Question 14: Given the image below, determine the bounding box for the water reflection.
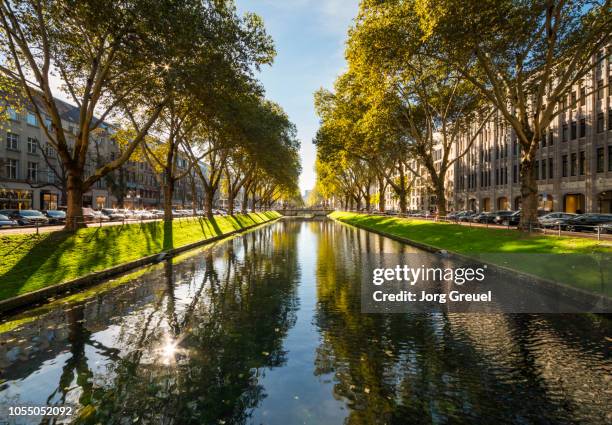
[0,219,609,425]
[0,222,301,424]
[312,220,611,424]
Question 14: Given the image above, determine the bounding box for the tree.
[345,0,496,216]
[0,0,203,229]
[416,0,611,225]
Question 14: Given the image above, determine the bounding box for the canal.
[0,218,610,424]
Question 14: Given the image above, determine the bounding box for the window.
[597,113,604,133]
[562,123,568,141]
[513,164,518,183]
[541,159,546,180]
[548,158,554,178]
[579,151,585,175]
[571,153,576,176]
[44,143,55,157]
[609,108,612,131]
[27,137,37,154]
[609,146,612,172]
[26,112,37,126]
[579,87,586,106]
[598,80,604,99]
[547,131,553,146]
[44,117,52,130]
[535,161,539,181]
[7,107,18,121]
[6,159,18,179]
[47,169,55,184]
[571,121,577,139]
[7,133,21,152]
[571,91,577,107]
[579,118,586,137]
[597,147,604,173]
[27,162,37,181]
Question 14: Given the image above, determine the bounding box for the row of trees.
[314,0,610,226]
[0,0,300,229]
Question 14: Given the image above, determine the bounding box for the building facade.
[453,50,612,214]
[0,95,204,211]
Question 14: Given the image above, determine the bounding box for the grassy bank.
[0,212,280,301]
[330,211,611,294]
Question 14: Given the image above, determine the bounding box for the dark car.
[558,213,612,232]
[471,211,497,223]
[43,210,66,224]
[0,209,50,226]
[0,213,17,227]
[457,211,476,222]
[538,212,577,228]
[492,210,517,225]
[494,210,521,226]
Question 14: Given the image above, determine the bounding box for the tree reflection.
[313,221,611,424]
[70,224,300,424]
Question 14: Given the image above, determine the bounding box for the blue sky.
[236,0,359,194]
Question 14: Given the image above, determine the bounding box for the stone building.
[0,94,204,210]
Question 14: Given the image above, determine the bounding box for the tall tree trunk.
[65,171,85,231]
[190,175,197,215]
[398,190,407,214]
[434,179,447,217]
[241,188,249,214]
[519,155,538,230]
[204,189,214,219]
[378,176,386,212]
[163,182,174,222]
[228,194,235,215]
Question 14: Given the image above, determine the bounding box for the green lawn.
[0,212,280,301]
[330,211,611,294]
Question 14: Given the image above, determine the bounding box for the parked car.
[134,210,156,220]
[456,211,476,222]
[558,213,612,232]
[538,212,577,228]
[493,210,517,225]
[602,222,612,234]
[0,209,49,226]
[43,210,66,224]
[385,210,399,216]
[470,211,496,224]
[0,213,17,227]
[496,210,521,226]
[101,208,126,221]
[85,209,111,222]
[119,209,137,219]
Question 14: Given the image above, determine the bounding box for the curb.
[331,215,611,310]
[0,216,280,317]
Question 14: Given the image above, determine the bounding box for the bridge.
[278,208,335,217]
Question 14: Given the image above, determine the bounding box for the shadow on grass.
[0,232,73,299]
